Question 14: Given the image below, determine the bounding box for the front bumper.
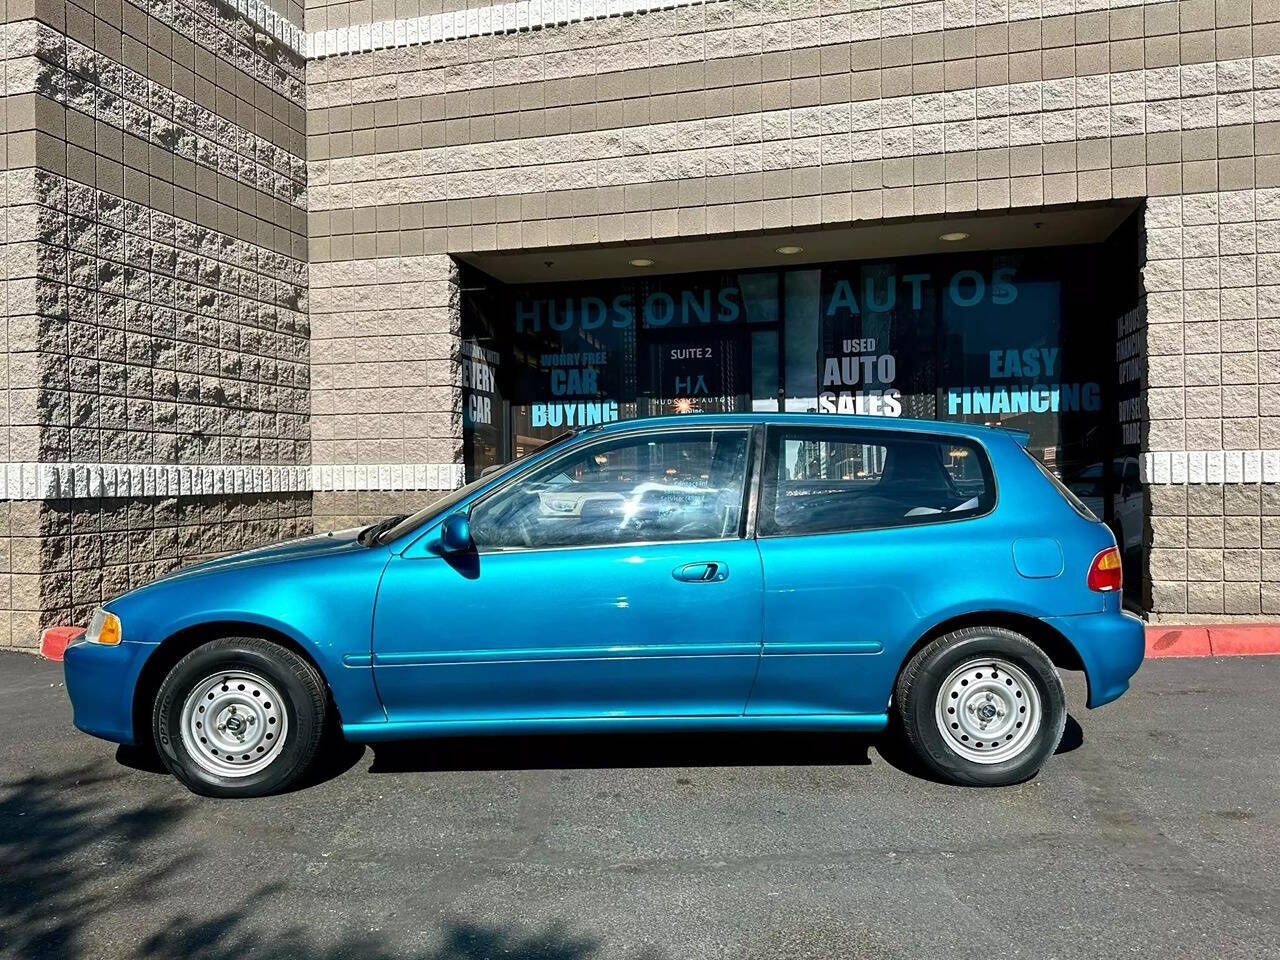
[1045,610,1146,708]
[62,639,153,745]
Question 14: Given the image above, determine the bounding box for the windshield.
[374,432,578,544]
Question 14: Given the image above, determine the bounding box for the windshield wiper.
[357,514,408,546]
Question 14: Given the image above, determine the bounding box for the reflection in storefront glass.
[783,270,820,411]
[943,271,1065,465]
[750,329,779,411]
[739,272,779,324]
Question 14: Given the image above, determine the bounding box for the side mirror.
[438,512,473,554]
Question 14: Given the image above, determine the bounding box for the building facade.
[2,0,1279,649]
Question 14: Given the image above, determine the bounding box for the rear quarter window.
[760,426,995,537]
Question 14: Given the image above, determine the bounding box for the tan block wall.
[1143,187,1280,617]
[309,251,461,468]
[312,488,445,531]
[1,0,313,644]
[305,0,1280,259]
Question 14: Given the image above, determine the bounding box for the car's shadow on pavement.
[368,729,875,774]
[113,715,1083,789]
[1059,714,1085,754]
[113,743,167,774]
[368,721,1080,783]
[367,715,1083,784]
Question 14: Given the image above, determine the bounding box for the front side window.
[376,432,577,544]
[470,429,752,550]
[760,427,994,537]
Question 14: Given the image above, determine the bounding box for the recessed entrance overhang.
[459,201,1142,285]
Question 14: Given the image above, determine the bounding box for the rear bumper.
[1045,610,1146,708]
[62,639,152,745]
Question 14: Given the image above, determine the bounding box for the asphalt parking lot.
[2,651,1278,960]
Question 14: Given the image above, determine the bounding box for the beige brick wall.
[312,488,445,530]
[1143,187,1280,616]
[309,251,461,472]
[305,0,1280,260]
[1,0,313,644]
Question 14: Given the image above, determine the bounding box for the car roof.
[586,413,1027,445]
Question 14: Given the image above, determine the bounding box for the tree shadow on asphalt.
[137,918,600,960]
[0,760,609,960]
[0,763,193,958]
[136,916,599,960]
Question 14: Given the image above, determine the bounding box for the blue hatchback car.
[64,414,1144,797]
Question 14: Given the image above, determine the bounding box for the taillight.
[1087,547,1123,592]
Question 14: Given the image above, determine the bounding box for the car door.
[372,425,765,724]
[745,423,1000,717]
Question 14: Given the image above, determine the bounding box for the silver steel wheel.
[934,657,1042,764]
[179,671,289,778]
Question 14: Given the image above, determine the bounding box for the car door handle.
[673,562,728,583]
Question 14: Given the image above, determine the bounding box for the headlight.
[85,608,122,646]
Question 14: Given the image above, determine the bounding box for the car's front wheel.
[152,637,328,798]
[894,626,1067,786]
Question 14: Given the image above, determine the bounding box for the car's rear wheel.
[894,626,1066,786]
[152,637,328,798]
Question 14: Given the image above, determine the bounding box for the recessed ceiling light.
[775,244,804,255]
[939,231,970,242]
[628,258,655,267]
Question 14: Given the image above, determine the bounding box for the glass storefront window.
[461,242,1119,486]
[459,211,1144,603]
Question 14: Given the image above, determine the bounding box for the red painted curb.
[1207,626,1280,657]
[1145,624,1280,659]
[40,626,84,662]
[1145,626,1211,658]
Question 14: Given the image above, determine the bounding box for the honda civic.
[62,414,1145,797]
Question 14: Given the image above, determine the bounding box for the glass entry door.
[638,327,752,418]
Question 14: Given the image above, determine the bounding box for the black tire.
[152,637,328,798]
[894,626,1066,787]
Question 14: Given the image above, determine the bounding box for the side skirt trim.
[342,713,889,742]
